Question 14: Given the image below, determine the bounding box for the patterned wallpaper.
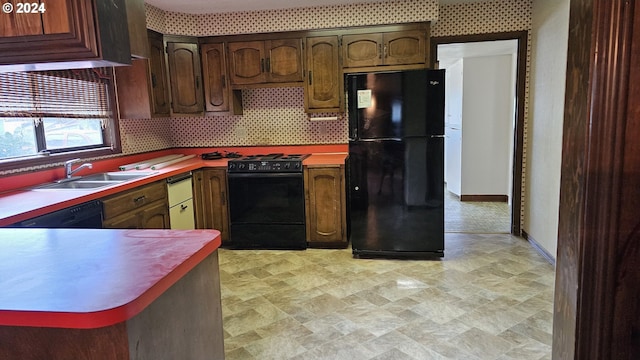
[127,0,532,153]
[1,0,534,176]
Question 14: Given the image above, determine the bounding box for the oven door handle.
[227,172,303,179]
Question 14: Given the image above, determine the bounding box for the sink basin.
[33,180,123,190]
[81,172,156,182]
[31,172,157,190]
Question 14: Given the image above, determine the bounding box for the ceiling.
[145,0,486,14]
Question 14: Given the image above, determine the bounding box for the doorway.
[432,31,528,235]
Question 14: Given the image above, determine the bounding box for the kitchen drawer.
[102,181,167,220]
[170,199,195,230]
[167,176,193,207]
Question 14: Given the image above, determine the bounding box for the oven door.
[227,172,306,249]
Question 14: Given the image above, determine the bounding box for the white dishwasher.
[166,172,195,230]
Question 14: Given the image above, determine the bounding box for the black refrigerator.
[347,69,445,258]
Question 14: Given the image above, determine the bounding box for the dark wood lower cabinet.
[102,181,170,229]
[304,166,347,248]
[193,169,230,244]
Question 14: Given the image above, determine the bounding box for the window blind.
[0,68,112,119]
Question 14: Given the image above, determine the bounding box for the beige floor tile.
[218,232,555,359]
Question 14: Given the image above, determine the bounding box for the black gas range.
[226,153,310,249]
[227,153,310,173]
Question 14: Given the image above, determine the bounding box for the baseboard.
[522,230,556,266]
[460,194,508,202]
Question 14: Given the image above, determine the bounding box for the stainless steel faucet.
[64,158,93,179]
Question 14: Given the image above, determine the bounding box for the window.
[0,68,121,169]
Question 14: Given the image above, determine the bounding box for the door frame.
[430,31,528,236]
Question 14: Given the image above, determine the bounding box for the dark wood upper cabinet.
[125,0,149,58]
[343,30,427,69]
[228,38,303,86]
[166,41,204,115]
[305,36,341,112]
[201,43,243,115]
[201,43,230,112]
[148,31,171,116]
[114,30,170,119]
[228,41,267,85]
[266,39,304,83]
[0,0,132,72]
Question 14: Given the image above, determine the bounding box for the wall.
[524,0,570,258]
[121,0,533,154]
[120,0,441,154]
[444,58,463,194]
[454,54,514,197]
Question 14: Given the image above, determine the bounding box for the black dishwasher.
[11,200,104,228]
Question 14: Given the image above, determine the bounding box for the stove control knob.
[294,163,300,169]
[239,163,246,169]
[229,163,236,170]
[284,163,290,169]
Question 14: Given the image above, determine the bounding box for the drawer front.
[169,199,195,230]
[167,177,193,207]
[102,181,167,220]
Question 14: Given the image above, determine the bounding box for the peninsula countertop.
[0,228,221,329]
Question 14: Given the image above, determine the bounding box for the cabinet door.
[266,39,303,83]
[342,33,383,68]
[0,0,130,71]
[140,201,170,229]
[167,42,204,115]
[228,41,267,85]
[193,169,230,243]
[102,212,141,229]
[201,43,230,112]
[305,167,346,245]
[115,58,153,119]
[383,30,426,66]
[148,31,171,116]
[305,36,341,112]
[170,199,196,229]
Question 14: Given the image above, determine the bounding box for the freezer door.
[348,139,444,256]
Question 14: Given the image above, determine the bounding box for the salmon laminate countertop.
[0,150,348,227]
[0,228,221,329]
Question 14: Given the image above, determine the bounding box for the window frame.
[0,69,122,172]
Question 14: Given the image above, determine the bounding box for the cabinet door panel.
[305,36,340,111]
[167,42,204,114]
[201,43,229,112]
[103,213,141,229]
[42,0,73,34]
[305,167,346,244]
[383,31,425,66]
[148,33,170,116]
[266,39,303,83]
[193,169,230,243]
[342,34,383,68]
[0,1,42,36]
[228,41,266,85]
[140,201,170,229]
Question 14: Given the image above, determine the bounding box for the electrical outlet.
[319,123,327,135]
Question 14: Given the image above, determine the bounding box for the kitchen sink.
[32,180,123,190]
[80,172,156,182]
[31,172,157,190]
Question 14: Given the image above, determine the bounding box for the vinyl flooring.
[218,233,555,359]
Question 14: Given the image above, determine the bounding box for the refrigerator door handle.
[430,135,446,138]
